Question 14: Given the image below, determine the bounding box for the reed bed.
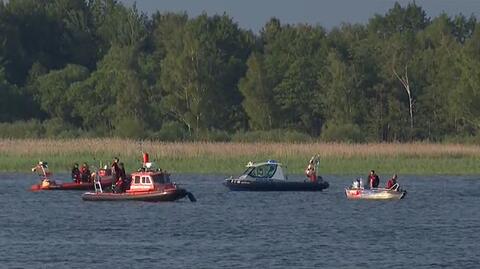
[2,138,480,157]
[1,139,480,175]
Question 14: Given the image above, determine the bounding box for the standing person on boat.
[71,163,81,183]
[111,157,121,189]
[114,162,128,193]
[32,161,52,187]
[368,170,380,189]
[80,163,91,182]
[111,157,120,179]
[305,155,321,183]
[305,157,317,183]
[386,174,398,190]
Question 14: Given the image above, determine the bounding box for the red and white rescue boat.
[82,153,195,202]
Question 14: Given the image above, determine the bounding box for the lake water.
[0,173,479,269]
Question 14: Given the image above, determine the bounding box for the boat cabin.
[128,170,171,192]
[122,153,174,193]
[240,160,287,181]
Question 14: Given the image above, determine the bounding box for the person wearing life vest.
[386,174,398,190]
[368,170,380,189]
[71,163,81,183]
[305,157,317,183]
[79,163,91,183]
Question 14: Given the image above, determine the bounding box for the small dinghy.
[30,171,114,191]
[82,153,195,202]
[345,186,407,200]
[30,161,115,191]
[224,159,329,191]
[31,177,114,191]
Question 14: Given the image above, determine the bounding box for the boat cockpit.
[240,160,287,181]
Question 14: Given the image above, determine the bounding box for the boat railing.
[388,183,400,191]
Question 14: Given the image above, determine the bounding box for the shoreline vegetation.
[1,139,480,176]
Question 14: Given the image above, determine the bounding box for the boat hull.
[30,177,114,191]
[224,179,329,191]
[82,188,187,202]
[345,188,406,200]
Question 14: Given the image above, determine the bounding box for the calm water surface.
[0,173,479,269]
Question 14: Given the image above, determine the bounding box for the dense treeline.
[1,0,480,142]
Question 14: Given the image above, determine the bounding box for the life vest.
[41,179,50,188]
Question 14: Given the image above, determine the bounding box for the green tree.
[70,46,147,137]
[90,0,147,52]
[34,64,90,123]
[255,20,327,134]
[0,64,23,121]
[238,53,276,130]
[160,14,252,133]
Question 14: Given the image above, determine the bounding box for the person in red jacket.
[368,170,380,189]
[386,174,398,190]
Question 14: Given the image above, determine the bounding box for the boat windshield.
[248,164,277,179]
[242,167,254,175]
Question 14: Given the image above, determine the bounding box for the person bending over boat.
[386,174,398,190]
[71,163,81,183]
[79,163,91,183]
[368,170,380,189]
[305,158,317,183]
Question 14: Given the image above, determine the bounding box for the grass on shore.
[1,138,480,175]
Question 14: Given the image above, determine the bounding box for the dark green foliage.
[0,120,45,138]
[321,123,365,143]
[159,13,252,133]
[232,130,311,143]
[33,64,90,123]
[1,1,480,142]
[153,121,189,141]
[239,53,277,130]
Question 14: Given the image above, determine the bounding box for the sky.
[119,0,480,32]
